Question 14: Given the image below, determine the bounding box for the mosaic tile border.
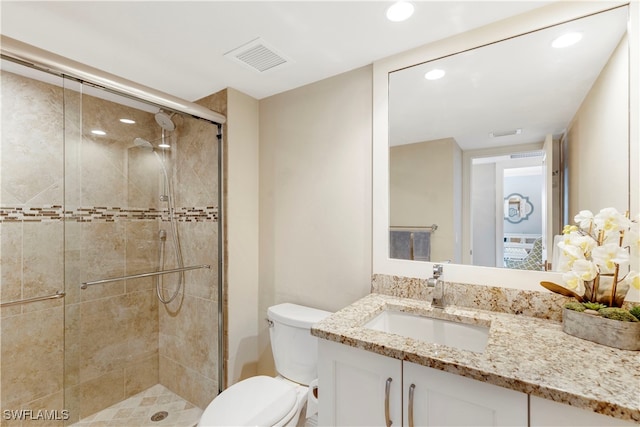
[0,206,218,223]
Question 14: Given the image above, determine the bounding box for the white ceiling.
[0,1,550,102]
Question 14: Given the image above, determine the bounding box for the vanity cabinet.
[318,339,402,426]
[318,340,527,426]
[529,396,636,427]
[318,339,637,426]
[402,360,527,426]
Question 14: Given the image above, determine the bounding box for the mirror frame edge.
[373,1,638,296]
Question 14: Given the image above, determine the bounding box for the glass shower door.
[0,58,67,426]
[1,57,220,426]
[62,79,162,423]
[62,81,220,425]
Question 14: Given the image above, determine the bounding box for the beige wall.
[257,66,373,375]
[225,89,260,386]
[567,33,629,216]
[390,138,462,263]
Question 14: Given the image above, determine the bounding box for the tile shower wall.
[1,67,221,424]
[156,104,221,409]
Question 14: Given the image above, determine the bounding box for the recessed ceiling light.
[91,130,106,136]
[552,32,582,48]
[386,1,414,22]
[119,118,136,124]
[424,69,445,80]
[158,143,171,149]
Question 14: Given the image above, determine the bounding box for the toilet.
[198,303,331,427]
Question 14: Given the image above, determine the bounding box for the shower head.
[155,111,176,131]
[133,137,154,149]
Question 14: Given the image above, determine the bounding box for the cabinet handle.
[408,383,416,427]
[385,377,393,427]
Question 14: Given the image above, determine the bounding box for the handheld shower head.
[155,111,176,131]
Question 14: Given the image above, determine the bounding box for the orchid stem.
[610,264,620,307]
[591,275,600,303]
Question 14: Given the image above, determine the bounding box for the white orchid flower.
[571,259,599,282]
[557,261,572,272]
[557,241,586,270]
[567,233,597,256]
[624,222,640,256]
[562,224,579,235]
[559,230,575,246]
[591,243,630,273]
[574,210,594,231]
[594,207,631,236]
[622,271,640,290]
[562,271,586,294]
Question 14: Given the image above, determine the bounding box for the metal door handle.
[408,383,416,427]
[385,377,393,427]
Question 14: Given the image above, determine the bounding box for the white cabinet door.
[318,340,402,427]
[403,361,527,427]
[530,395,636,426]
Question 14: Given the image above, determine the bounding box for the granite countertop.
[311,293,640,423]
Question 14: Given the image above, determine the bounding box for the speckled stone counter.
[311,292,640,423]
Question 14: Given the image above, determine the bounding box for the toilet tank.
[267,303,331,386]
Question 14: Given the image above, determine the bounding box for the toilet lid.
[199,376,297,426]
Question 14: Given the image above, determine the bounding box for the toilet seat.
[198,376,298,427]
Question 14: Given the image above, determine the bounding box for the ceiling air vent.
[489,128,522,138]
[224,38,291,73]
[510,151,544,159]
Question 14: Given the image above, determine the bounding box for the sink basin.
[363,309,490,353]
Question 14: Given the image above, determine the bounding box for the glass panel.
[0,59,67,422]
[62,81,220,424]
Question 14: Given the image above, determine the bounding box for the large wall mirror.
[373,1,638,294]
[389,5,629,271]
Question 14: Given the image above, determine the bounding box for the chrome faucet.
[427,264,445,309]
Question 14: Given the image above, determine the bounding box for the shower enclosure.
[1,52,224,425]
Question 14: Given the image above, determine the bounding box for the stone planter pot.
[562,308,640,351]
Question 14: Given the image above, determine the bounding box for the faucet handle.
[432,263,443,278]
[428,264,445,309]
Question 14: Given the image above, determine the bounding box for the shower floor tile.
[70,384,202,427]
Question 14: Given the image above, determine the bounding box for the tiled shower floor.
[70,384,202,427]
